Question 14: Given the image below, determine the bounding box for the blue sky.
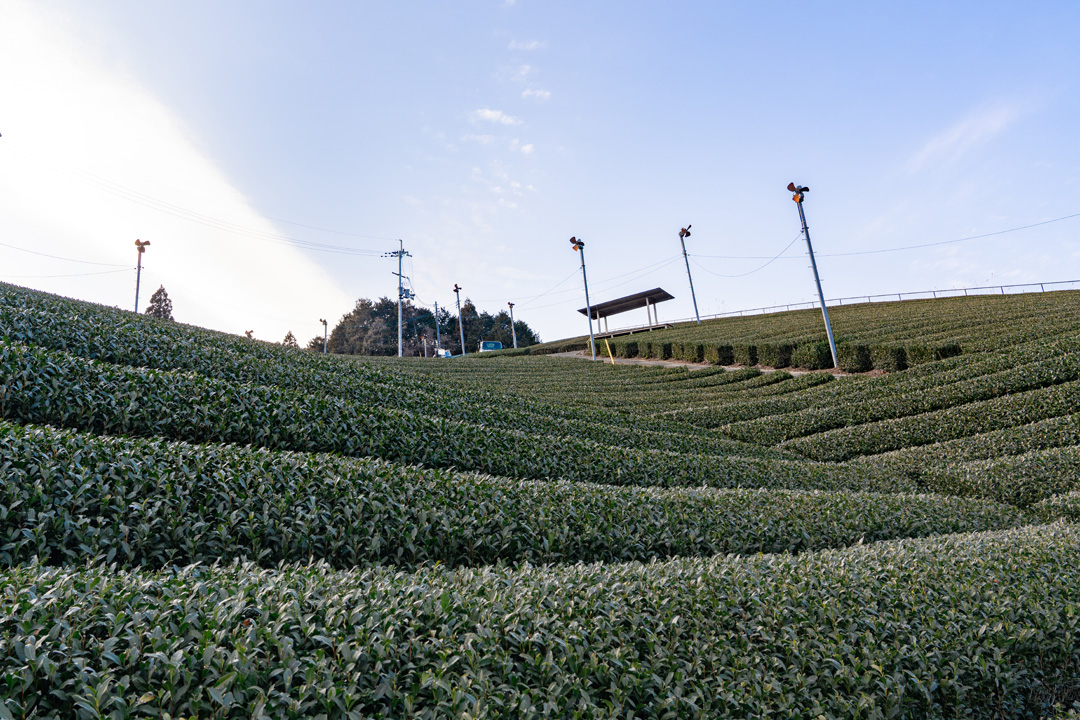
[2,0,1078,344]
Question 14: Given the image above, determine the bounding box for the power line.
[691,212,1080,260]
[0,268,130,279]
[820,212,1080,257]
[0,240,129,267]
[1,140,391,257]
[259,215,397,241]
[512,254,684,309]
[691,234,803,278]
[516,269,580,308]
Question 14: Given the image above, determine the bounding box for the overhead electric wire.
[515,269,581,308]
[1,140,390,257]
[0,240,129,267]
[819,212,1080,257]
[0,268,131,279]
[259,215,397,241]
[691,212,1080,260]
[511,254,684,309]
[691,234,803,278]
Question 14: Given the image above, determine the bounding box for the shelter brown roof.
[577,287,674,320]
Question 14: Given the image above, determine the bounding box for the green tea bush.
[791,341,833,369]
[3,523,1079,718]
[0,342,888,493]
[871,344,908,372]
[785,379,1080,462]
[733,344,757,366]
[837,343,873,373]
[1033,492,1080,522]
[907,342,963,365]
[0,421,1028,570]
[725,344,1080,446]
[757,342,793,368]
[920,445,1080,507]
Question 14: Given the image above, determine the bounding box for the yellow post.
[604,339,616,365]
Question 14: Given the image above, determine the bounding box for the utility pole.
[454,284,466,356]
[569,236,596,360]
[134,239,150,312]
[434,301,442,353]
[678,225,701,324]
[508,301,518,349]
[788,183,838,369]
[384,240,411,357]
[320,318,328,353]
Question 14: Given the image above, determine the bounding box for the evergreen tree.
[144,286,174,320]
[282,331,299,348]
[326,297,540,356]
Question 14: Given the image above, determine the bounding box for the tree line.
[307,297,540,356]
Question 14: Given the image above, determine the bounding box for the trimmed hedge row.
[724,341,1080,445]
[602,328,956,374]
[1034,492,1080,522]
[845,413,1080,480]
[0,342,887,493]
[1,289,759,459]
[3,524,1080,718]
[0,421,1027,571]
[784,378,1080,462]
[919,445,1080,507]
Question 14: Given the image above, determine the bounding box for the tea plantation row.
[2,523,1078,718]
[524,290,1080,367]
[0,420,1032,571]
[0,341,881,493]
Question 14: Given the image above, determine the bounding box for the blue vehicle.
[478,340,503,352]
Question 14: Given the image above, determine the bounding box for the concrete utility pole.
[385,240,411,357]
[678,225,701,324]
[570,236,597,360]
[788,183,838,369]
[320,318,328,353]
[508,301,518,349]
[454,284,466,356]
[134,239,150,312]
[434,301,442,353]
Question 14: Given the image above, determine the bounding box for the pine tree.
[144,285,174,320]
[282,331,299,348]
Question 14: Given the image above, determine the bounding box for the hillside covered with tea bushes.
[521,289,1080,372]
[1,281,1079,718]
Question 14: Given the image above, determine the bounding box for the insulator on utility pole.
[384,240,412,357]
[134,239,150,312]
[508,301,518,349]
[454,284,466,356]
[788,182,838,369]
[570,237,596,360]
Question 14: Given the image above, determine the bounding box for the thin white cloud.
[473,108,523,126]
[522,89,551,101]
[509,139,535,156]
[907,101,1025,173]
[462,133,496,144]
[512,65,532,82]
[509,40,546,51]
